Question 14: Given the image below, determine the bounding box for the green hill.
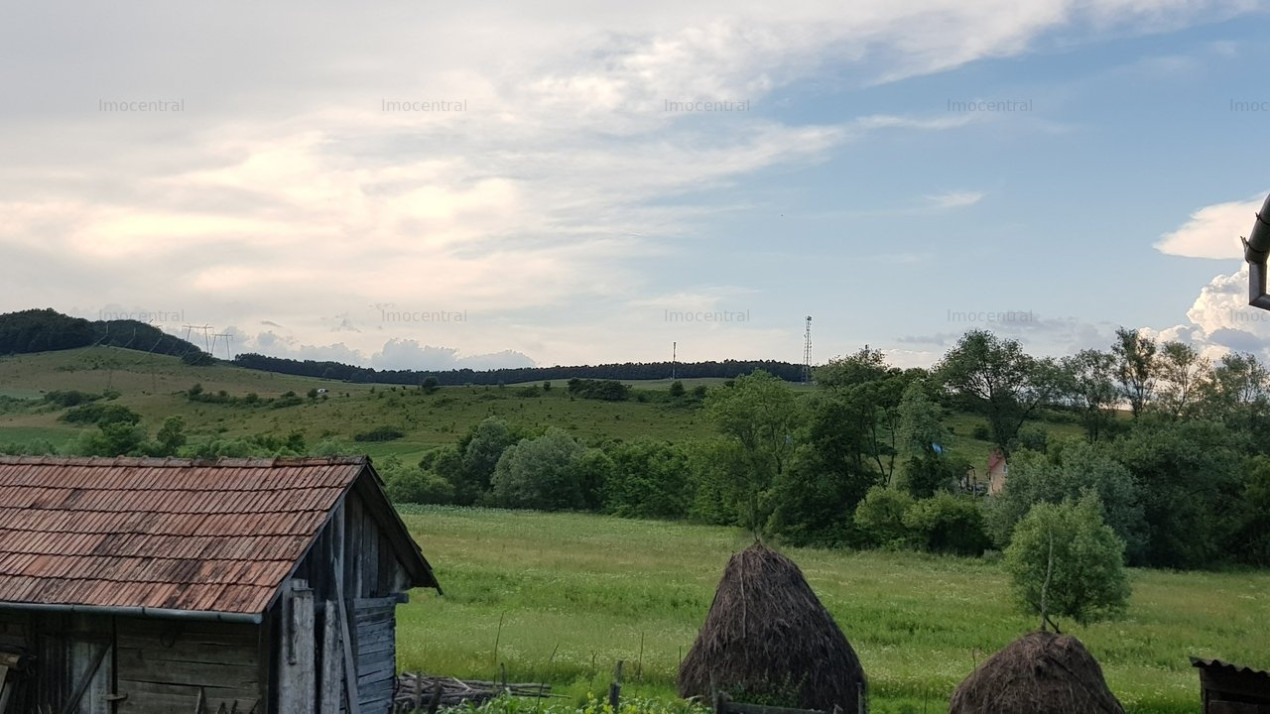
[0,347,725,462]
[0,346,1081,470]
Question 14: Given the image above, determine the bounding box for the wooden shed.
[0,455,440,714]
[1192,658,1270,714]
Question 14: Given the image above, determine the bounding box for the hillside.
[0,348,739,463]
[0,346,1079,469]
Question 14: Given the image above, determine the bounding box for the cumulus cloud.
[0,0,1262,365]
[1154,194,1267,259]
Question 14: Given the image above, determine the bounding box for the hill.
[0,347,744,462]
[0,346,1076,468]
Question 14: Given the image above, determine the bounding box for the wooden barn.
[1192,657,1270,713]
[0,455,440,714]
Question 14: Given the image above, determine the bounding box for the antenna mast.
[802,316,812,383]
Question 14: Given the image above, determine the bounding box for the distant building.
[0,455,439,713]
[987,450,1009,495]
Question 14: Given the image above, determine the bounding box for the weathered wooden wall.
[0,610,263,714]
[115,616,261,713]
[283,480,414,714]
[353,598,399,712]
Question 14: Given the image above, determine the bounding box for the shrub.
[43,390,102,408]
[181,351,215,366]
[903,492,991,556]
[61,403,141,426]
[985,439,1146,564]
[566,378,630,401]
[353,426,406,442]
[854,487,915,548]
[1004,492,1130,626]
[602,439,691,518]
[490,429,589,510]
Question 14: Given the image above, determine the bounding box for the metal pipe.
[1244,192,1270,310]
[0,601,263,624]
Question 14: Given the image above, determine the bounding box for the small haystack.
[949,630,1123,714]
[678,543,866,712]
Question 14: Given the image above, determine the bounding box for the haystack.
[678,543,866,712]
[948,630,1123,714]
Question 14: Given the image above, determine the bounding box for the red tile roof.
[0,456,425,616]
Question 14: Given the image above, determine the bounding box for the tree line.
[231,352,805,386]
[379,328,1270,574]
[0,308,204,359]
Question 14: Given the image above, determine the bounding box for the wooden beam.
[59,641,110,714]
[277,580,315,714]
[334,501,362,714]
[319,602,342,713]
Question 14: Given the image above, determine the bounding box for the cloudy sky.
[4,0,1270,371]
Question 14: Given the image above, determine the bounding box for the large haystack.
[948,630,1123,714]
[678,543,866,712]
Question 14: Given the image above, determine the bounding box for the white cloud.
[0,0,1263,365]
[927,190,985,209]
[1154,194,1267,259]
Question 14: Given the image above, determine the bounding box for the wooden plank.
[277,580,315,714]
[320,604,344,714]
[59,640,110,714]
[335,501,362,714]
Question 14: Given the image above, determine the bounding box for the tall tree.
[1202,352,1270,434]
[1155,341,1209,420]
[1111,328,1158,419]
[814,347,916,483]
[935,330,1058,457]
[704,370,801,531]
[1057,349,1119,441]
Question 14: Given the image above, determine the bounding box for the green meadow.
[396,506,1270,714]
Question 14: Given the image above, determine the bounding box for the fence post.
[609,661,624,711]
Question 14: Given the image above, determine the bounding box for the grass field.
[0,347,1015,471]
[396,506,1270,714]
[0,348,727,460]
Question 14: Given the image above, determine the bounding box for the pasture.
[396,506,1270,714]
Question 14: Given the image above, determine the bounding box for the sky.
[4,1,1270,372]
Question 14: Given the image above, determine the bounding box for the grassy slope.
[0,347,1018,469]
[398,507,1270,714]
[0,348,720,461]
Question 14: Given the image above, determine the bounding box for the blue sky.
[3,1,1270,370]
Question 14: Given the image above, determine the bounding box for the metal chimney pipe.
[1244,192,1270,310]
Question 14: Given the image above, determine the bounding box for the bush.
[971,424,991,441]
[490,429,590,510]
[898,453,967,498]
[181,351,215,366]
[381,459,454,504]
[903,493,991,556]
[1004,493,1130,626]
[854,487,915,548]
[1013,425,1049,453]
[353,426,406,442]
[985,439,1146,564]
[566,378,630,401]
[61,403,141,426]
[602,439,691,518]
[43,390,103,408]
